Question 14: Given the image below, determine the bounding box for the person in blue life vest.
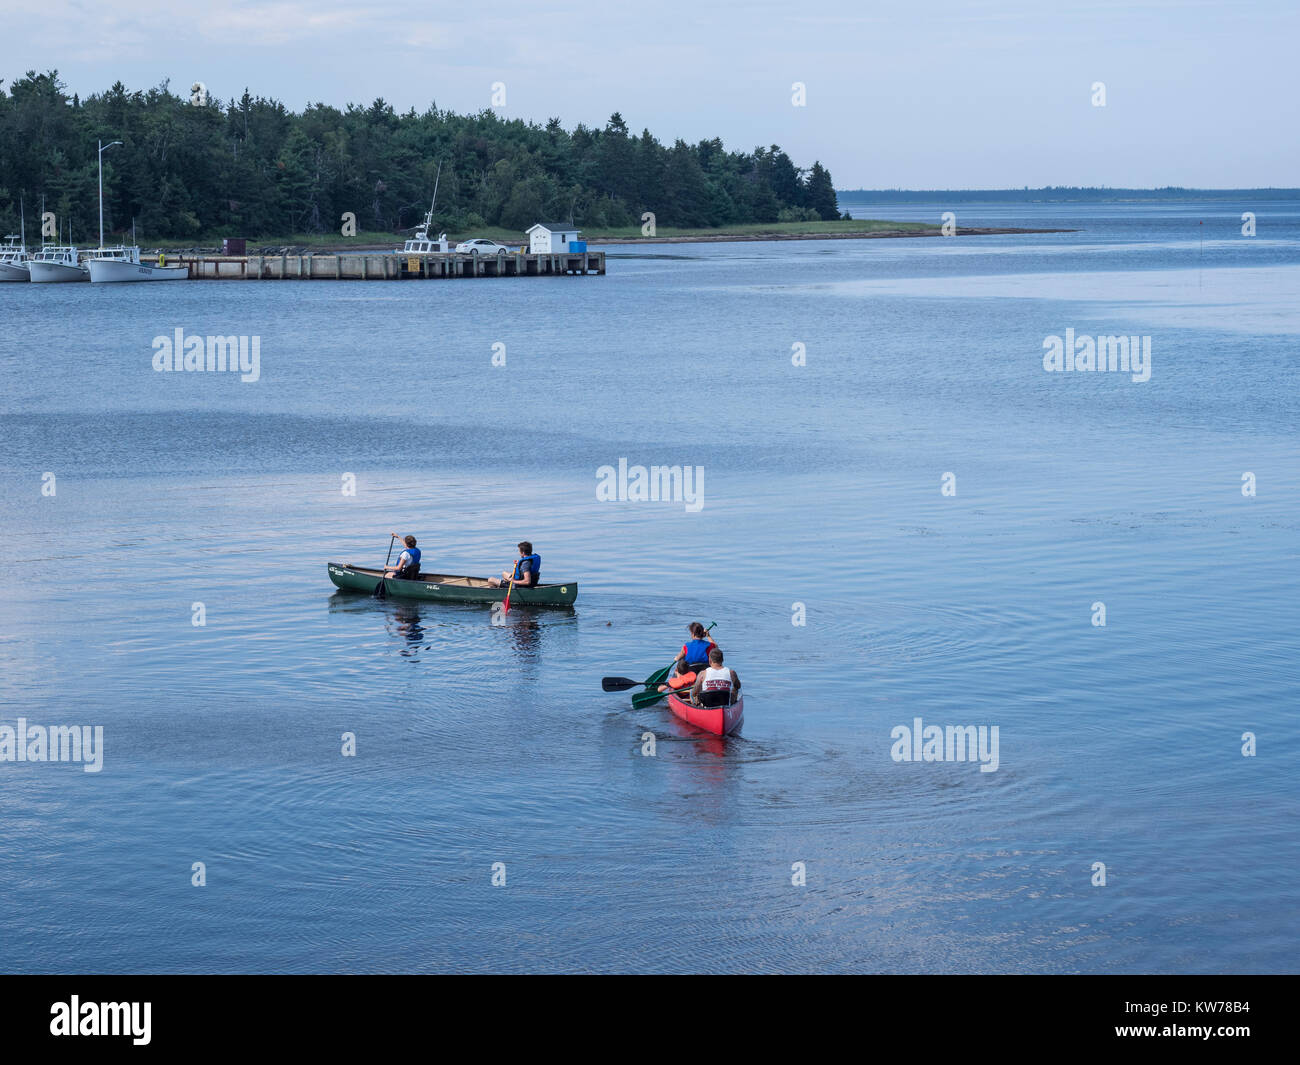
[489,541,541,588]
[384,533,422,580]
[660,622,719,688]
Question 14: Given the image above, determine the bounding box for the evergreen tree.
[803,161,839,220]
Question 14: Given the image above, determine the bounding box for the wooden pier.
[175,249,605,280]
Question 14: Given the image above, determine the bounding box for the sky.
[5,0,1297,188]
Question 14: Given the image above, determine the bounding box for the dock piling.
[174,249,605,281]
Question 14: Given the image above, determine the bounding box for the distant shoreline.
[231,225,1073,255]
[593,226,1072,245]
[837,187,1300,202]
[138,222,1074,255]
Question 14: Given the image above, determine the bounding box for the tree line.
[0,71,843,242]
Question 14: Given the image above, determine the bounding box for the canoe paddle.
[603,639,712,694]
[631,681,673,710]
[603,673,660,692]
[501,572,515,615]
[644,663,673,688]
[374,534,396,599]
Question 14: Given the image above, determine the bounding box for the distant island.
[1,71,844,244]
[837,186,1300,202]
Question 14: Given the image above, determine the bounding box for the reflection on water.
[499,611,543,661]
[662,714,736,761]
[327,587,574,669]
[389,604,425,657]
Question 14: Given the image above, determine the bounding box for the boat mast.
[419,159,442,238]
[98,139,122,249]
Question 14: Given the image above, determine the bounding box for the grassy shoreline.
[136,218,1071,253]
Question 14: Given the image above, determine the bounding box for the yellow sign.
[407,257,419,271]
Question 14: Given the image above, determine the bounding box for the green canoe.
[327,562,577,607]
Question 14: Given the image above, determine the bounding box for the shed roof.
[528,222,581,233]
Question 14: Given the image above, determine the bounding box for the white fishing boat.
[81,137,186,283]
[26,245,88,283]
[395,206,450,255]
[397,228,451,255]
[0,197,32,280]
[0,233,31,280]
[394,164,451,254]
[85,245,188,283]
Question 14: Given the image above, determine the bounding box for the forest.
[0,71,842,242]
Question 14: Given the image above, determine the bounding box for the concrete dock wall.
[177,250,606,280]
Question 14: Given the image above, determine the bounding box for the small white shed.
[527,222,582,254]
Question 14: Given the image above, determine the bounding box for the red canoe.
[666,691,744,737]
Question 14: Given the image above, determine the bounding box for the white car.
[455,238,510,254]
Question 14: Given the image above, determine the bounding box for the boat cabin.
[28,245,79,265]
[401,232,451,254]
[91,245,142,263]
[1,234,27,261]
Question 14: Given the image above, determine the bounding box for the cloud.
[196,3,367,46]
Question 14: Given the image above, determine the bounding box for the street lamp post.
[98,139,122,250]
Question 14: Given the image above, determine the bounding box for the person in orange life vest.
[690,648,740,707]
[384,533,421,580]
[489,541,541,588]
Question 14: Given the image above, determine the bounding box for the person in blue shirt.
[490,541,541,588]
[384,533,422,580]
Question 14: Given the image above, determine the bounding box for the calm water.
[1,200,1296,973]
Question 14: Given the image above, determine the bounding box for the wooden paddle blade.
[602,677,642,692]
